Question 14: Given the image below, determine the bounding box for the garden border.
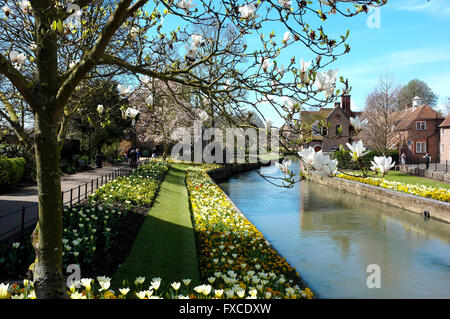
[308,174,450,224]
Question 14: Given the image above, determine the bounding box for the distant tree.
[397,79,438,110]
[360,74,400,154]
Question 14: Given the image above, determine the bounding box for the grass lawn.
[342,170,450,190]
[112,164,200,289]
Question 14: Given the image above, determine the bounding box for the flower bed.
[90,160,169,208]
[337,174,450,203]
[185,166,314,299]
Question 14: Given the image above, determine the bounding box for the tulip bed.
[185,166,314,299]
[90,160,169,208]
[337,174,450,203]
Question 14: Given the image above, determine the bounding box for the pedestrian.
[423,152,431,169]
[400,152,406,166]
[136,148,141,162]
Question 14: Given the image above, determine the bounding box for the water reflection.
[219,164,450,298]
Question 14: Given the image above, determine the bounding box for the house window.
[416,142,426,154]
[442,144,445,154]
[416,121,426,130]
[442,128,445,135]
[330,147,340,152]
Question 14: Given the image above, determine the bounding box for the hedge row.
[333,150,399,170]
[0,156,26,189]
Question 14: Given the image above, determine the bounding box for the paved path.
[0,164,135,241]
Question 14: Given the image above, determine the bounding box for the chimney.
[341,94,351,115]
[412,96,422,108]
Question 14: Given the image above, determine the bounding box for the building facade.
[439,114,450,163]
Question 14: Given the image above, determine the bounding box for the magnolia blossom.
[283,31,291,43]
[130,26,139,40]
[140,75,151,84]
[30,41,37,50]
[275,159,292,175]
[125,107,139,126]
[314,69,338,98]
[199,110,209,122]
[178,0,196,11]
[145,94,153,106]
[282,96,297,110]
[349,116,368,131]
[10,51,26,68]
[96,104,104,115]
[191,34,204,49]
[299,58,311,83]
[239,4,259,20]
[298,147,338,177]
[320,0,335,6]
[276,64,285,78]
[370,156,395,176]
[260,58,272,73]
[20,0,32,14]
[117,84,133,97]
[346,140,369,161]
[2,5,10,17]
[278,0,292,9]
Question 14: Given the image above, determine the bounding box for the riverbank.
[308,173,450,223]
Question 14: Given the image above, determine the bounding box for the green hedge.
[0,156,26,189]
[333,149,399,170]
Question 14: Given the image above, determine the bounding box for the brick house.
[297,95,361,153]
[391,97,444,163]
[439,114,450,163]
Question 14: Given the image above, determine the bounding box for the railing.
[0,158,150,244]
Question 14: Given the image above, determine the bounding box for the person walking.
[136,148,141,163]
[400,152,406,166]
[423,152,431,170]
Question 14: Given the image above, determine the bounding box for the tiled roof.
[301,108,334,124]
[393,105,444,131]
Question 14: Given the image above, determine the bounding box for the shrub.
[0,156,26,189]
[334,149,399,170]
[0,144,35,181]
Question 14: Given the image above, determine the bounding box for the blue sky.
[157,1,450,127]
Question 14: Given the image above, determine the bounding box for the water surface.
[218,164,450,298]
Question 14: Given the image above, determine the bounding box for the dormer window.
[416,121,426,130]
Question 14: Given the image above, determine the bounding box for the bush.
[0,156,26,189]
[333,149,399,170]
[0,144,35,181]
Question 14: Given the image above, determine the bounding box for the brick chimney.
[341,94,351,116]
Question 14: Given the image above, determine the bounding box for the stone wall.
[398,165,450,183]
[308,174,450,224]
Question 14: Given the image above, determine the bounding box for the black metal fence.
[0,159,150,243]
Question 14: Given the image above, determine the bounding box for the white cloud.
[393,0,450,18]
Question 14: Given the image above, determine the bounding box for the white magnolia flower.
[199,110,209,122]
[260,57,272,73]
[10,51,26,68]
[314,69,338,98]
[2,5,10,17]
[370,156,395,175]
[313,152,338,176]
[130,26,139,40]
[20,0,32,14]
[178,0,196,11]
[145,94,153,106]
[191,34,205,48]
[96,104,104,115]
[117,84,133,97]
[298,147,316,167]
[283,31,291,43]
[125,107,139,125]
[282,96,297,110]
[276,64,285,78]
[239,4,259,20]
[350,116,368,131]
[275,159,292,175]
[140,75,151,84]
[320,0,335,6]
[278,0,292,9]
[300,58,311,73]
[346,140,369,161]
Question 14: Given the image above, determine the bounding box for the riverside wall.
[308,174,450,224]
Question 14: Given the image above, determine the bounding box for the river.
[218,164,450,298]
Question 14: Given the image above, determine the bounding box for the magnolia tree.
[0,0,387,298]
[129,78,197,157]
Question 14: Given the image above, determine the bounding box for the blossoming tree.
[0,0,386,298]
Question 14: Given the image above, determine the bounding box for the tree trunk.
[31,111,66,298]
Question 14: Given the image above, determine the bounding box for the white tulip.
[0,283,9,299]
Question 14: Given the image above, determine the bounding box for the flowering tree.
[0,0,386,298]
[129,79,196,157]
